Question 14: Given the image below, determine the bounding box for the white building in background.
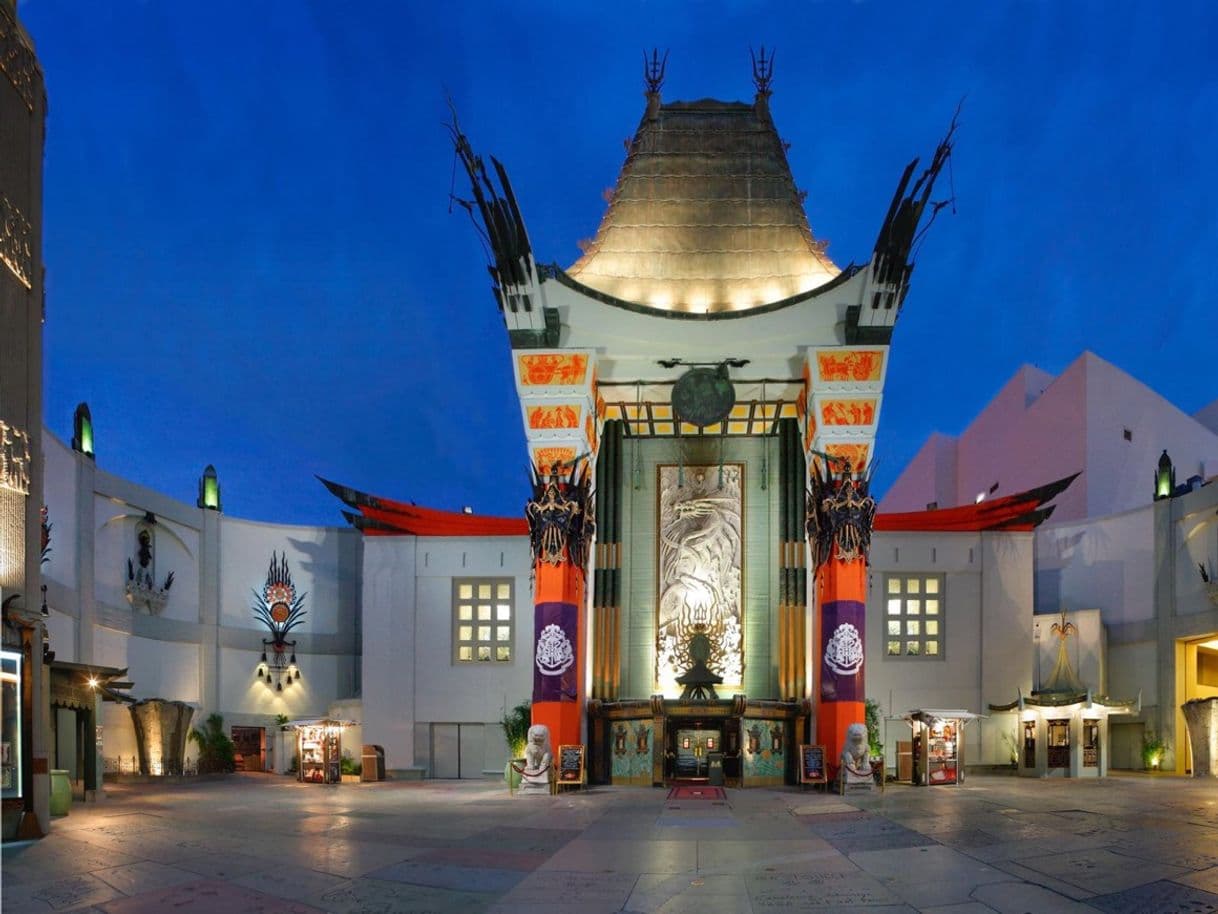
[883,352,1218,774]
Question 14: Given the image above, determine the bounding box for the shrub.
[864,699,883,757]
[1141,732,1167,770]
[340,750,362,777]
[189,713,237,774]
[501,699,531,758]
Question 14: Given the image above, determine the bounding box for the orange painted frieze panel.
[585,415,599,454]
[518,353,589,386]
[819,398,878,426]
[532,446,577,475]
[816,350,884,382]
[825,443,871,472]
[527,405,582,429]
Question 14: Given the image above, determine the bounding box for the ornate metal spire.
[751,45,775,98]
[644,48,668,96]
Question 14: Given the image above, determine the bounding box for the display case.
[291,719,352,784]
[1,650,21,800]
[906,709,980,787]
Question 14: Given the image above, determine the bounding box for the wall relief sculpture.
[656,464,743,688]
[124,515,175,614]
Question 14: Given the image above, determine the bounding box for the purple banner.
[533,601,578,702]
[820,599,865,703]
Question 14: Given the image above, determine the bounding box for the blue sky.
[19,1,1218,524]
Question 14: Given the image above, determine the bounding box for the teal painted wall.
[616,436,781,700]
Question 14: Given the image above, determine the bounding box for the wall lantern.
[253,552,307,691]
[1154,449,1175,500]
[71,402,94,459]
[197,465,221,511]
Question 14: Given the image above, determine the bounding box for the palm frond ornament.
[253,552,307,691]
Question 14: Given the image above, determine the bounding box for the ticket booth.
[906,710,982,786]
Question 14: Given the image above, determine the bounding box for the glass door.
[673,728,720,779]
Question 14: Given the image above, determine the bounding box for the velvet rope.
[510,760,551,778]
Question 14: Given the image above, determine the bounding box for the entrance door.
[231,727,265,772]
[673,728,720,779]
[431,723,485,779]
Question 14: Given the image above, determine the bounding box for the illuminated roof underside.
[567,99,839,313]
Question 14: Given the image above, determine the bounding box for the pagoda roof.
[318,477,528,537]
[566,96,839,314]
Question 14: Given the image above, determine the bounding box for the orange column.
[815,554,867,773]
[531,556,586,752]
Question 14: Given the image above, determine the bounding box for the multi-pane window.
[884,574,944,658]
[453,578,514,663]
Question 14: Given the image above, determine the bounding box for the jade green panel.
[609,720,653,781]
[742,718,786,777]
[616,437,781,700]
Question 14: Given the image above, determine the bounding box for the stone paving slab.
[231,862,351,902]
[745,869,907,911]
[969,881,1098,913]
[849,844,1010,908]
[1,873,126,913]
[539,838,697,874]
[90,860,203,896]
[1174,866,1218,896]
[494,869,638,910]
[363,858,530,893]
[1088,878,1218,913]
[97,879,327,913]
[314,877,497,914]
[623,873,751,914]
[1015,847,1190,894]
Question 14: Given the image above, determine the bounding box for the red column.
[531,558,586,750]
[815,555,867,773]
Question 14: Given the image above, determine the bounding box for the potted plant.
[864,698,885,784]
[501,699,531,789]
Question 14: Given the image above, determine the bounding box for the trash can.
[707,752,725,787]
[50,769,72,816]
[361,744,385,782]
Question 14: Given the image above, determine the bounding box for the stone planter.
[1181,697,1218,777]
[49,769,71,816]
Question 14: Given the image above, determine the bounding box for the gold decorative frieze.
[1,193,32,288]
[0,420,31,495]
[0,6,40,113]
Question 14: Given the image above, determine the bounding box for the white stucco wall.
[1036,506,1154,624]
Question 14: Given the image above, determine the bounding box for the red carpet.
[666,786,726,800]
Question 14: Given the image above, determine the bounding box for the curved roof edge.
[543,262,861,322]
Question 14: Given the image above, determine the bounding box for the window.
[453,578,514,663]
[884,574,944,658]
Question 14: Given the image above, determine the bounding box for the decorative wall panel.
[656,464,743,689]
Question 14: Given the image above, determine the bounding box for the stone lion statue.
[840,722,871,777]
[519,724,552,793]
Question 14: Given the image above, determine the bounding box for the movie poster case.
[1,649,21,799]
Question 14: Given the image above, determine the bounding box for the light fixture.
[1155,450,1175,500]
[197,465,221,511]
[86,676,99,690]
[72,403,94,458]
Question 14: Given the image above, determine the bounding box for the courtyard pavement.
[2,773,1216,913]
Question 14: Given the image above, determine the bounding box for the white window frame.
[882,573,945,659]
[452,577,515,664]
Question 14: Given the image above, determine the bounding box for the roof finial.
[644,48,668,96]
[751,45,775,98]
